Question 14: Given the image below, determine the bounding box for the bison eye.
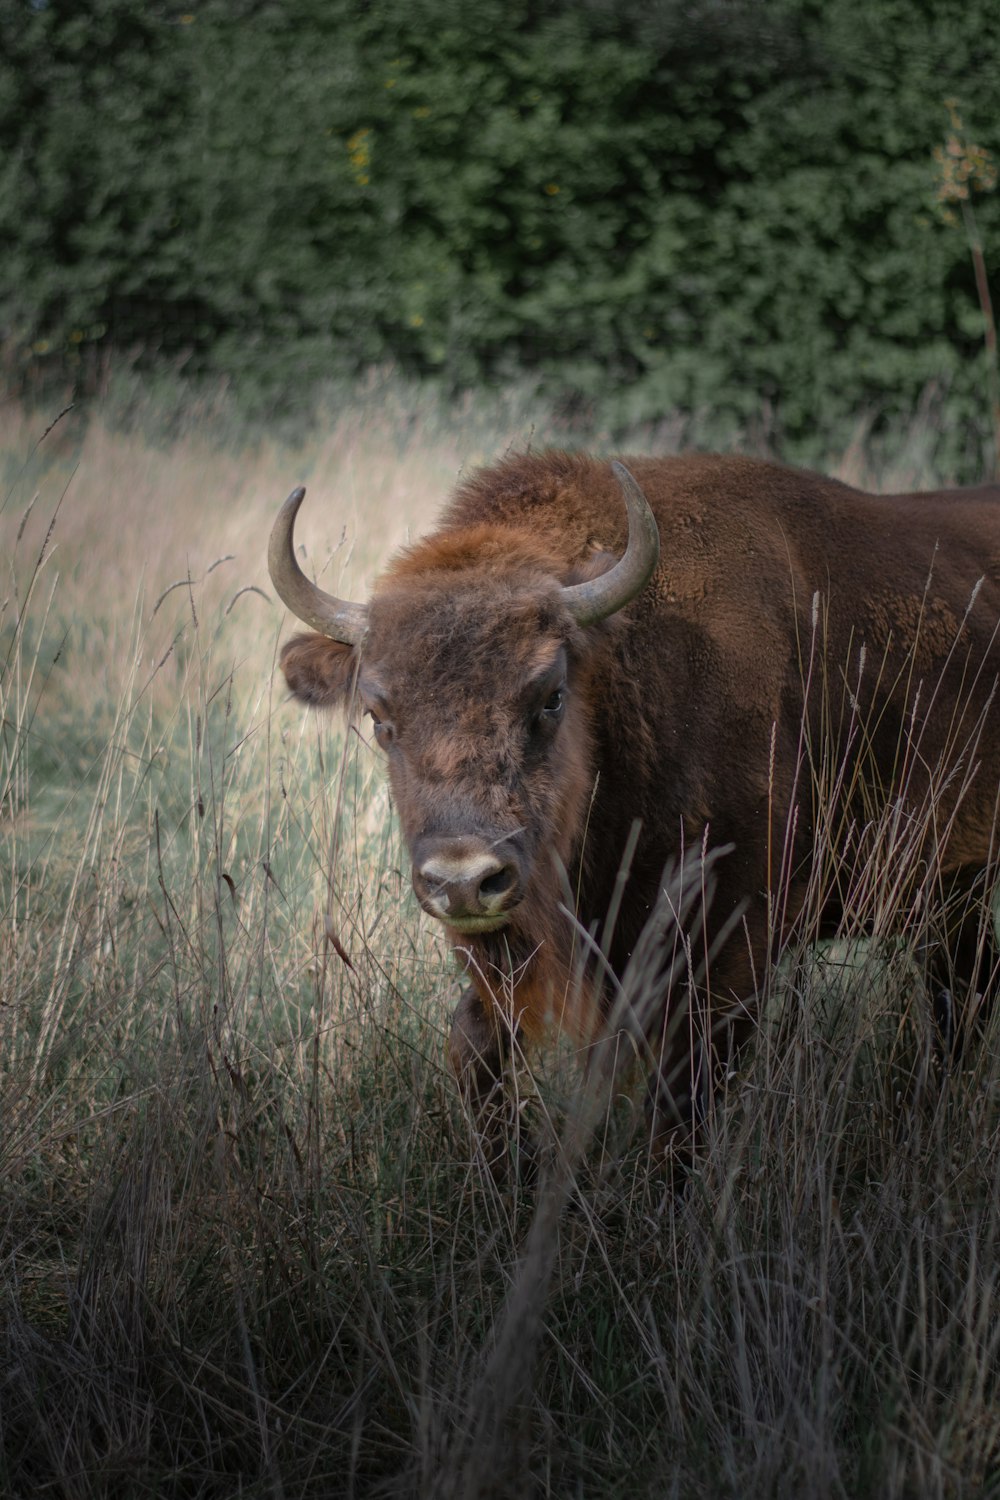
[367,709,395,749]
[535,686,565,728]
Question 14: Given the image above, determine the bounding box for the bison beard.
[270,450,1000,1150]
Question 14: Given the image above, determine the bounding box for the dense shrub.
[2,0,998,462]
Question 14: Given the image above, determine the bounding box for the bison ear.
[564,549,618,588]
[279,632,359,710]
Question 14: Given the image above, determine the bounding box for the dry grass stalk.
[2,385,999,1498]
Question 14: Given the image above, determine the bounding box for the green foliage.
[2,0,999,463]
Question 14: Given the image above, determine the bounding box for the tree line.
[2,0,998,465]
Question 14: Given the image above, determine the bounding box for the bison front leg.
[448,985,513,1108]
[448,986,538,1179]
[644,914,764,1157]
[926,873,999,1062]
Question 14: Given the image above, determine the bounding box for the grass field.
[2,383,1000,1499]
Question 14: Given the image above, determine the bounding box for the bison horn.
[560,461,660,624]
[268,486,369,645]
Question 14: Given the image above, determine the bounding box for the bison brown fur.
[274,451,1000,1133]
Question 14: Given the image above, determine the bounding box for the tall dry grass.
[2,383,999,1499]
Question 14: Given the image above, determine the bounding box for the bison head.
[269,464,658,947]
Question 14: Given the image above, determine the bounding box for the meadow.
[2,382,999,1498]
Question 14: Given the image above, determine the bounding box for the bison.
[269,451,1000,1134]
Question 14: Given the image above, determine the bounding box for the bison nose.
[411,838,522,929]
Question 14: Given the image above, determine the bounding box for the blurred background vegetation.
[2,0,999,470]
